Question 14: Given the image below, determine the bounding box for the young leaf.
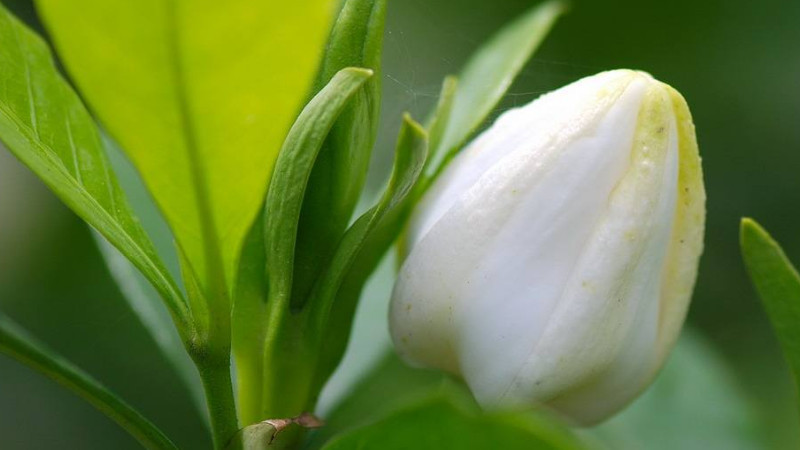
[425,0,566,177]
[231,210,269,426]
[232,67,373,424]
[0,312,178,450]
[307,115,429,391]
[0,4,189,334]
[741,218,800,397]
[251,115,426,422]
[293,0,388,311]
[425,76,459,163]
[35,0,338,293]
[263,67,374,319]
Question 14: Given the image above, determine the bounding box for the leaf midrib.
[164,0,228,301]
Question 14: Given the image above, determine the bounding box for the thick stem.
[197,357,240,449]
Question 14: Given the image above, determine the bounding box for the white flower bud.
[389,70,705,425]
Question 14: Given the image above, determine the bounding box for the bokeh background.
[1,0,799,448]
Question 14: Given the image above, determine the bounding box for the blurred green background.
[1,0,798,448]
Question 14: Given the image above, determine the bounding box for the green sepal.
[232,67,373,425]
[263,67,374,320]
[254,114,427,424]
[306,114,429,394]
[292,0,388,311]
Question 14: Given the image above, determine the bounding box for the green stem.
[0,313,177,450]
[196,356,240,449]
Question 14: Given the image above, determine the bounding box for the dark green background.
[1,0,798,448]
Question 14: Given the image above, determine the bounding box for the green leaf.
[0,312,177,450]
[35,0,338,294]
[232,67,373,424]
[425,76,459,163]
[251,115,426,422]
[263,66,374,320]
[395,76,458,257]
[319,375,583,450]
[0,4,189,335]
[293,0,388,311]
[306,115,428,392]
[741,218,800,398]
[95,137,207,419]
[590,329,765,449]
[425,0,565,177]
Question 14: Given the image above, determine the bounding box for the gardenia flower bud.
[389,70,705,425]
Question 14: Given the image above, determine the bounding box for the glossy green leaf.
[251,115,426,422]
[293,0,388,311]
[0,4,189,334]
[35,0,338,293]
[231,209,269,426]
[319,378,583,450]
[264,66,374,319]
[0,312,177,450]
[232,67,373,424]
[306,115,428,392]
[741,218,800,396]
[425,0,565,177]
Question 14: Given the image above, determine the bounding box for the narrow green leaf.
[426,0,565,177]
[232,67,373,424]
[307,115,429,391]
[395,76,459,257]
[35,0,338,293]
[0,5,189,335]
[231,209,269,426]
[263,67,374,318]
[425,76,459,164]
[741,218,800,396]
[293,0,388,311]
[250,115,426,422]
[0,312,177,450]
